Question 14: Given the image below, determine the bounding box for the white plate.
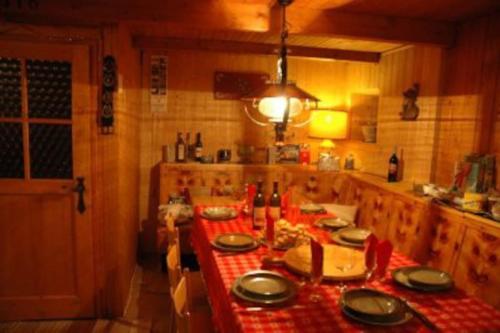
[231,270,297,305]
[407,267,453,287]
[201,207,238,221]
[339,227,371,244]
[216,233,255,248]
[316,217,351,230]
[392,266,454,292]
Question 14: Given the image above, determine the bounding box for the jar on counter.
[299,144,311,165]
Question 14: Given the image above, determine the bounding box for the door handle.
[73,177,86,214]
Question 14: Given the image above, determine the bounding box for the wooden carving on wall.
[400,83,420,120]
[100,55,116,134]
[214,71,269,100]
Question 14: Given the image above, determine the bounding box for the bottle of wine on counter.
[387,146,399,182]
[269,181,281,221]
[195,132,203,162]
[175,132,186,163]
[253,181,265,230]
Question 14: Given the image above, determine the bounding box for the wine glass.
[364,258,377,287]
[309,266,323,302]
[335,249,354,292]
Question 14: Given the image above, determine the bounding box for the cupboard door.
[356,186,388,239]
[386,197,428,261]
[453,228,500,309]
[454,228,500,308]
[426,208,465,273]
[203,170,242,196]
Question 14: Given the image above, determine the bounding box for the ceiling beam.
[1,0,456,46]
[283,9,456,46]
[132,36,381,63]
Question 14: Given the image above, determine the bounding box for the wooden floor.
[0,256,172,333]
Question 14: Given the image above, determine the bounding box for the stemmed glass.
[364,253,377,287]
[335,249,354,292]
[309,270,323,302]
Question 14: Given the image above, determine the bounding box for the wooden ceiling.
[293,0,499,21]
[1,0,499,58]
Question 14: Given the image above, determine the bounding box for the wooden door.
[453,227,500,309]
[0,41,95,320]
[426,207,465,273]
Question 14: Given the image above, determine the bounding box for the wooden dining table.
[191,204,500,333]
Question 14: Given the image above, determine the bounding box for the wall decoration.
[214,71,269,100]
[400,83,420,120]
[150,55,168,113]
[100,55,116,134]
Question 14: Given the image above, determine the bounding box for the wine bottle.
[269,181,281,221]
[195,132,203,162]
[387,146,399,182]
[175,132,186,163]
[253,181,265,230]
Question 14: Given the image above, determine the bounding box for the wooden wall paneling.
[385,196,431,263]
[433,13,500,188]
[426,206,466,273]
[453,226,500,309]
[373,45,443,184]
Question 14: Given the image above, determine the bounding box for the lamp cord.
[279,2,291,132]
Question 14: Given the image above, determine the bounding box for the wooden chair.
[172,270,214,333]
[166,213,178,251]
[167,239,182,295]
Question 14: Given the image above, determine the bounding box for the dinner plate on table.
[201,207,238,221]
[300,203,326,214]
[331,230,367,248]
[212,233,259,252]
[315,217,352,231]
[392,266,454,292]
[340,288,413,326]
[338,227,371,244]
[231,270,297,305]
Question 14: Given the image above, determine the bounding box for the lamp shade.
[258,97,302,122]
[309,110,348,139]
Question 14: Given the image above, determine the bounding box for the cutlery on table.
[240,305,306,312]
[401,297,439,332]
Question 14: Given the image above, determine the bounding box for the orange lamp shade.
[309,110,348,139]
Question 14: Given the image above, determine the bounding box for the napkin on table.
[375,240,393,278]
[364,234,378,273]
[311,238,324,278]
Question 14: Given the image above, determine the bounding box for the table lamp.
[309,110,348,151]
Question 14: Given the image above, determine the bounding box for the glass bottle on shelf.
[269,181,281,221]
[195,132,203,162]
[387,146,399,182]
[253,181,265,230]
[175,132,186,163]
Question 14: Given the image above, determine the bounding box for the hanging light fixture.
[242,0,319,145]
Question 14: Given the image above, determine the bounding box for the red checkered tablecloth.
[191,205,500,333]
